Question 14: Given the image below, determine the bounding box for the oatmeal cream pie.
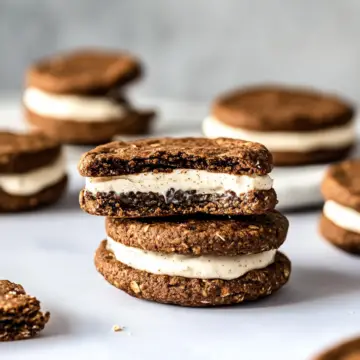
[313,336,360,360]
[203,85,356,166]
[78,137,277,217]
[23,49,154,144]
[0,131,67,212]
[95,212,291,306]
[0,280,50,341]
[320,160,360,255]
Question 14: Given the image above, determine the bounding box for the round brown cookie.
[213,85,354,132]
[322,160,360,211]
[0,175,67,212]
[95,240,291,307]
[208,85,355,166]
[26,108,155,145]
[27,49,142,94]
[78,137,273,177]
[106,211,288,256]
[0,280,50,341]
[270,146,354,167]
[314,337,360,360]
[0,131,61,173]
[319,214,360,255]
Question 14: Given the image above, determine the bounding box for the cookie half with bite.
[79,137,277,217]
[0,280,50,341]
[0,131,67,212]
[320,160,360,254]
[95,212,291,306]
[203,85,355,166]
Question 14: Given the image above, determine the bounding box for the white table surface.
[0,98,360,360]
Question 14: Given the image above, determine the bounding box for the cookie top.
[314,337,360,360]
[0,131,61,174]
[0,280,25,296]
[322,160,360,211]
[27,49,142,94]
[106,211,288,256]
[212,85,354,132]
[78,137,273,177]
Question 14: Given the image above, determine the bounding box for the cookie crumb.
[112,325,123,332]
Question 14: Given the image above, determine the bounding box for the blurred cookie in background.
[320,159,360,255]
[313,336,360,360]
[0,131,67,212]
[203,85,356,166]
[23,48,155,145]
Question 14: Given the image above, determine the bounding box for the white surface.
[1,167,360,360]
[0,98,360,360]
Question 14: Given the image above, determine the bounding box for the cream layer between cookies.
[23,87,126,121]
[203,116,355,152]
[0,152,66,196]
[323,200,360,234]
[106,236,276,280]
[85,170,273,196]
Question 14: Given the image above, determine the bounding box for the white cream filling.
[323,200,360,234]
[85,170,273,196]
[23,87,126,121]
[0,152,66,196]
[106,236,276,280]
[203,116,355,152]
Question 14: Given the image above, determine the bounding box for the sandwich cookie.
[79,138,277,217]
[0,280,50,341]
[320,160,360,254]
[95,212,291,306]
[313,336,360,360]
[203,85,355,166]
[0,131,67,212]
[24,49,154,144]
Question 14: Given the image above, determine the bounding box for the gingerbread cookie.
[79,137,277,217]
[203,85,355,166]
[0,131,67,212]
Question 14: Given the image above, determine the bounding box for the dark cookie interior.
[78,137,273,177]
[81,188,277,217]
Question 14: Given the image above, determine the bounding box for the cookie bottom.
[319,214,360,255]
[95,240,291,307]
[272,145,354,166]
[25,108,154,145]
[80,188,277,218]
[0,175,67,212]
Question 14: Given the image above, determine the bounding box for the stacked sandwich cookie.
[79,138,291,306]
[0,131,67,212]
[23,49,155,145]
